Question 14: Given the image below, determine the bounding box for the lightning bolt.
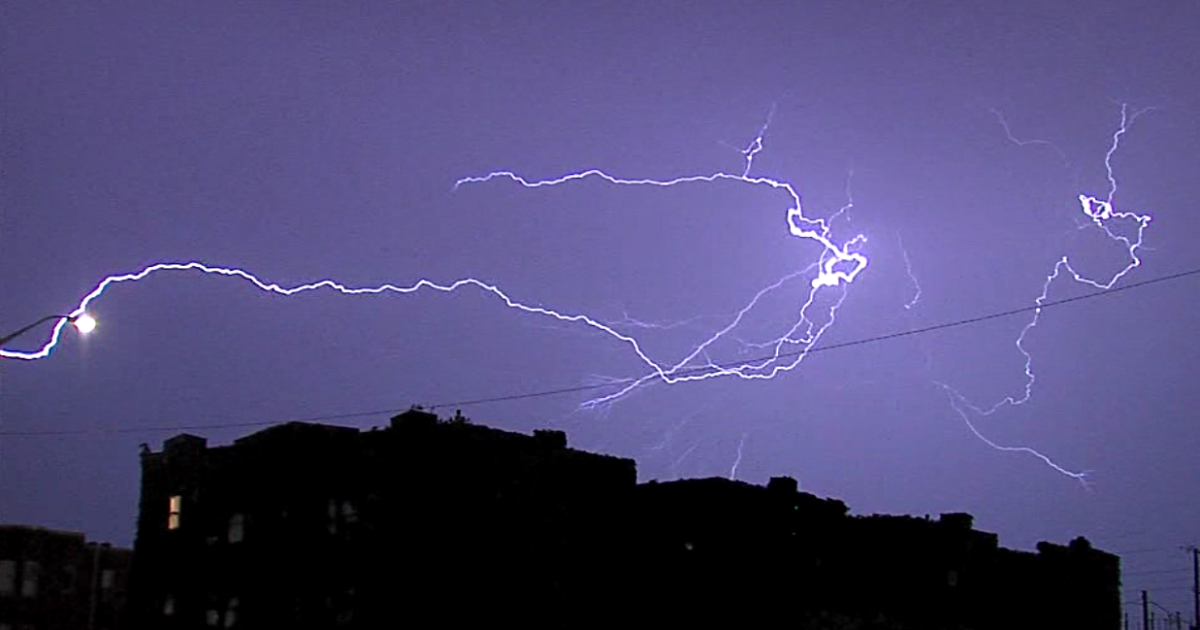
[938,103,1154,485]
[605,310,727,334]
[457,115,868,409]
[6,113,869,428]
[672,442,701,478]
[7,103,1155,487]
[898,235,922,311]
[720,101,776,177]
[0,262,663,366]
[729,432,748,481]
[989,107,1075,176]
[645,416,702,480]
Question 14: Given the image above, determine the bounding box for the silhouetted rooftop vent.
[533,429,567,449]
[390,407,438,431]
[163,434,207,457]
[939,512,974,530]
[767,476,798,495]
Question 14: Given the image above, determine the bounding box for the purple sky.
[3,0,1199,614]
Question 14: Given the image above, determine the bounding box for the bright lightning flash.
[5,104,1153,487]
[4,113,868,421]
[455,114,868,408]
[73,314,97,334]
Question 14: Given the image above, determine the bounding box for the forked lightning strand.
[729,432,748,481]
[0,262,673,365]
[898,236,922,310]
[938,103,1154,486]
[9,107,1141,486]
[5,117,868,419]
[455,116,868,408]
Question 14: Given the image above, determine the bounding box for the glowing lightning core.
[456,116,868,408]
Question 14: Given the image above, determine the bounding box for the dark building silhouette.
[0,524,132,630]
[631,476,1120,629]
[129,411,1120,629]
[128,409,636,629]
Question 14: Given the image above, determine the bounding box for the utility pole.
[1145,591,1151,630]
[1192,546,1199,630]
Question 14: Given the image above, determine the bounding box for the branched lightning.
[988,107,1075,175]
[7,113,868,427]
[646,416,702,480]
[456,114,869,409]
[605,310,727,333]
[11,105,1153,486]
[648,417,693,455]
[938,103,1155,484]
[0,261,667,367]
[941,385,1094,488]
[720,101,775,178]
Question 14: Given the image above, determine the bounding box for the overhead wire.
[429,265,1200,409]
[1124,568,1193,577]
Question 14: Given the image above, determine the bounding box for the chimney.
[533,429,567,449]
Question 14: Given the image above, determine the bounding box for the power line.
[0,408,408,437]
[3,265,1199,438]
[1126,576,1195,584]
[1127,569,1193,578]
[429,264,1200,410]
[1126,586,1195,594]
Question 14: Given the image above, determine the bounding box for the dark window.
[20,561,38,598]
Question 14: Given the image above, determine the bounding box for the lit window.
[224,597,239,628]
[0,560,15,596]
[207,608,220,626]
[163,595,175,616]
[341,501,357,524]
[20,561,38,598]
[168,495,182,530]
[101,569,115,590]
[228,514,244,544]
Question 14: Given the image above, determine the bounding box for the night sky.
[3,1,1199,614]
